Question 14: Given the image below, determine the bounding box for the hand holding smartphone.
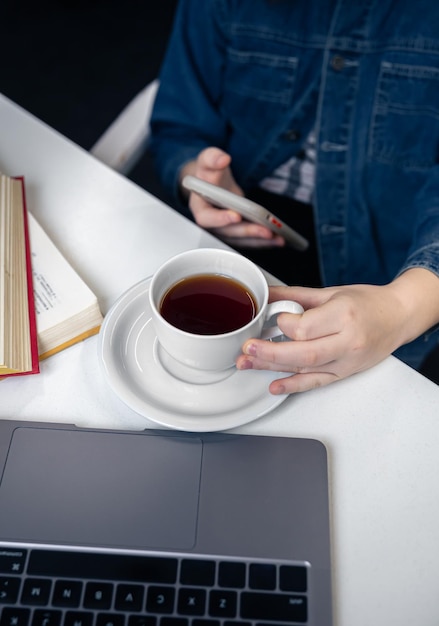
[182,175,309,251]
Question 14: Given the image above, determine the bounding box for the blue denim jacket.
[150,0,439,368]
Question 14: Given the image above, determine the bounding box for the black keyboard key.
[0,608,30,626]
[0,577,21,604]
[0,551,27,575]
[128,618,156,626]
[248,564,276,590]
[279,565,307,592]
[83,583,113,610]
[193,621,220,626]
[146,586,175,614]
[52,581,83,608]
[115,584,144,612]
[96,613,125,626]
[218,562,246,589]
[224,622,250,626]
[240,592,307,623]
[177,588,206,616]
[180,560,215,587]
[63,612,93,626]
[160,619,188,626]
[21,579,52,606]
[208,590,237,618]
[28,552,177,585]
[33,610,62,626]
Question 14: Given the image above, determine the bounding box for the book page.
[28,213,101,337]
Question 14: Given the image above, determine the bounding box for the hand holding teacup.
[149,248,303,384]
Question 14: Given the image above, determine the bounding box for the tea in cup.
[149,248,303,382]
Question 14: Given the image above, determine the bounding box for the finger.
[190,192,242,228]
[237,332,343,371]
[195,149,243,195]
[196,147,232,178]
[275,305,344,342]
[212,221,284,242]
[222,235,286,248]
[268,371,340,395]
[267,292,354,344]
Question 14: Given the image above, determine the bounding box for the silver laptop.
[0,419,332,625]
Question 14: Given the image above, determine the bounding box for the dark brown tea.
[160,274,258,335]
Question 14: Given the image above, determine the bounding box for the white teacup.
[149,248,303,383]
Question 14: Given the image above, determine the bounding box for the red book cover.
[0,176,40,378]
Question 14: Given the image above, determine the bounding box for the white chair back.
[90,79,159,174]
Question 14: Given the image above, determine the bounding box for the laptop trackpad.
[0,427,202,550]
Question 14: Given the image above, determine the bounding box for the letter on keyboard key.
[115,584,144,612]
[160,619,188,626]
[0,577,21,604]
[96,613,125,626]
[208,590,237,618]
[146,586,175,614]
[83,583,113,610]
[177,588,206,616]
[0,550,27,575]
[52,581,83,608]
[64,611,93,626]
[32,610,62,626]
[21,579,52,606]
[128,616,156,626]
[0,608,30,626]
[240,592,307,623]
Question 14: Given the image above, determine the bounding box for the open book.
[29,212,103,360]
[1,174,103,378]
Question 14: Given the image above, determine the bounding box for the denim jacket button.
[330,55,345,71]
[284,129,300,141]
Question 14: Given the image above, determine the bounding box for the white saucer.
[98,277,289,432]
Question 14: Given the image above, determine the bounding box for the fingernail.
[237,358,253,370]
[227,211,241,223]
[270,382,287,395]
[244,342,257,356]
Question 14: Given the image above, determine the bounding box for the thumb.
[197,147,231,174]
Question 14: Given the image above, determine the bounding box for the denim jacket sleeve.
[403,168,439,277]
[149,0,231,199]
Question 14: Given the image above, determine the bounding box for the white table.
[1,93,439,626]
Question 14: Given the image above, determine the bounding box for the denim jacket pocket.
[368,61,439,170]
[221,47,298,140]
[224,47,298,105]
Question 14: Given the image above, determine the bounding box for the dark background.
[0,0,178,198]
[1,0,438,384]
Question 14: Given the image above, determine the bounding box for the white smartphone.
[182,175,309,251]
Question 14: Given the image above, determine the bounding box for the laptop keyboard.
[0,547,309,626]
